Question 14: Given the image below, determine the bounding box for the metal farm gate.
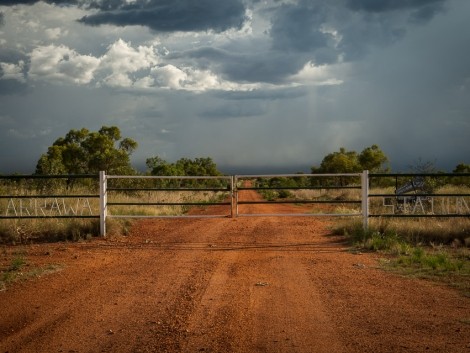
[233,173,367,218]
[99,172,370,236]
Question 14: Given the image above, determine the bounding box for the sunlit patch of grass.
[390,247,470,295]
[367,217,470,245]
[397,247,467,272]
[337,219,470,294]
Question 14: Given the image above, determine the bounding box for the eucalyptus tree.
[35,126,138,175]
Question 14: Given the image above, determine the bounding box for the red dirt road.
[1,189,469,353]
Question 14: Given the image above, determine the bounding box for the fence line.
[1,171,469,237]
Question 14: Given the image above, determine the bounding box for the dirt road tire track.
[1,189,469,352]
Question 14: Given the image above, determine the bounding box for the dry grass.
[0,219,99,244]
[291,188,361,201]
[108,190,229,217]
[289,188,362,215]
[368,217,470,245]
[0,184,229,243]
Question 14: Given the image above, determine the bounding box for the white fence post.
[230,175,234,218]
[99,171,107,236]
[361,170,369,230]
[235,176,239,217]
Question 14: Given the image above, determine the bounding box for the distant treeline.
[3,126,469,182]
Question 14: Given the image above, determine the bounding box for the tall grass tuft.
[370,217,470,245]
[0,219,99,244]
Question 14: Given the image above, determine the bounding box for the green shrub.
[277,189,292,199]
[9,255,26,271]
[399,248,467,272]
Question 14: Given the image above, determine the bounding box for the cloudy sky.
[0,0,469,174]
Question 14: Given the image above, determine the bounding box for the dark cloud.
[268,2,348,65]
[346,0,445,13]
[0,0,77,5]
[79,0,247,33]
[409,2,446,22]
[218,51,306,84]
[173,47,307,84]
[268,0,448,65]
[172,47,227,65]
[270,3,330,54]
[0,0,41,4]
[346,0,448,26]
[337,20,406,62]
[0,12,4,27]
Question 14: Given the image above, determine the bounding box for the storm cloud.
[0,0,468,173]
[79,0,248,33]
[269,0,450,65]
[346,0,445,13]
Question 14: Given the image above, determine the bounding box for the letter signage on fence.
[382,196,470,215]
[3,198,95,217]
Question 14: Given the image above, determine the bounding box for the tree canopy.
[311,145,389,173]
[146,156,222,177]
[35,126,138,175]
[453,163,470,173]
[146,156,223,187]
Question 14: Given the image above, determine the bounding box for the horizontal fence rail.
[1,171,469,236]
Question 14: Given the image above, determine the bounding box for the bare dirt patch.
[1,189,469,352]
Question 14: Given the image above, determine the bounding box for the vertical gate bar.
[235,176,239,217]
[99,171,107,237]
[361,170,369,230]
[230,175,234,218]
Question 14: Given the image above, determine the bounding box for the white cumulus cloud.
[98,39,159,88]
[29,44,100,84]
[151,65,188,89]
